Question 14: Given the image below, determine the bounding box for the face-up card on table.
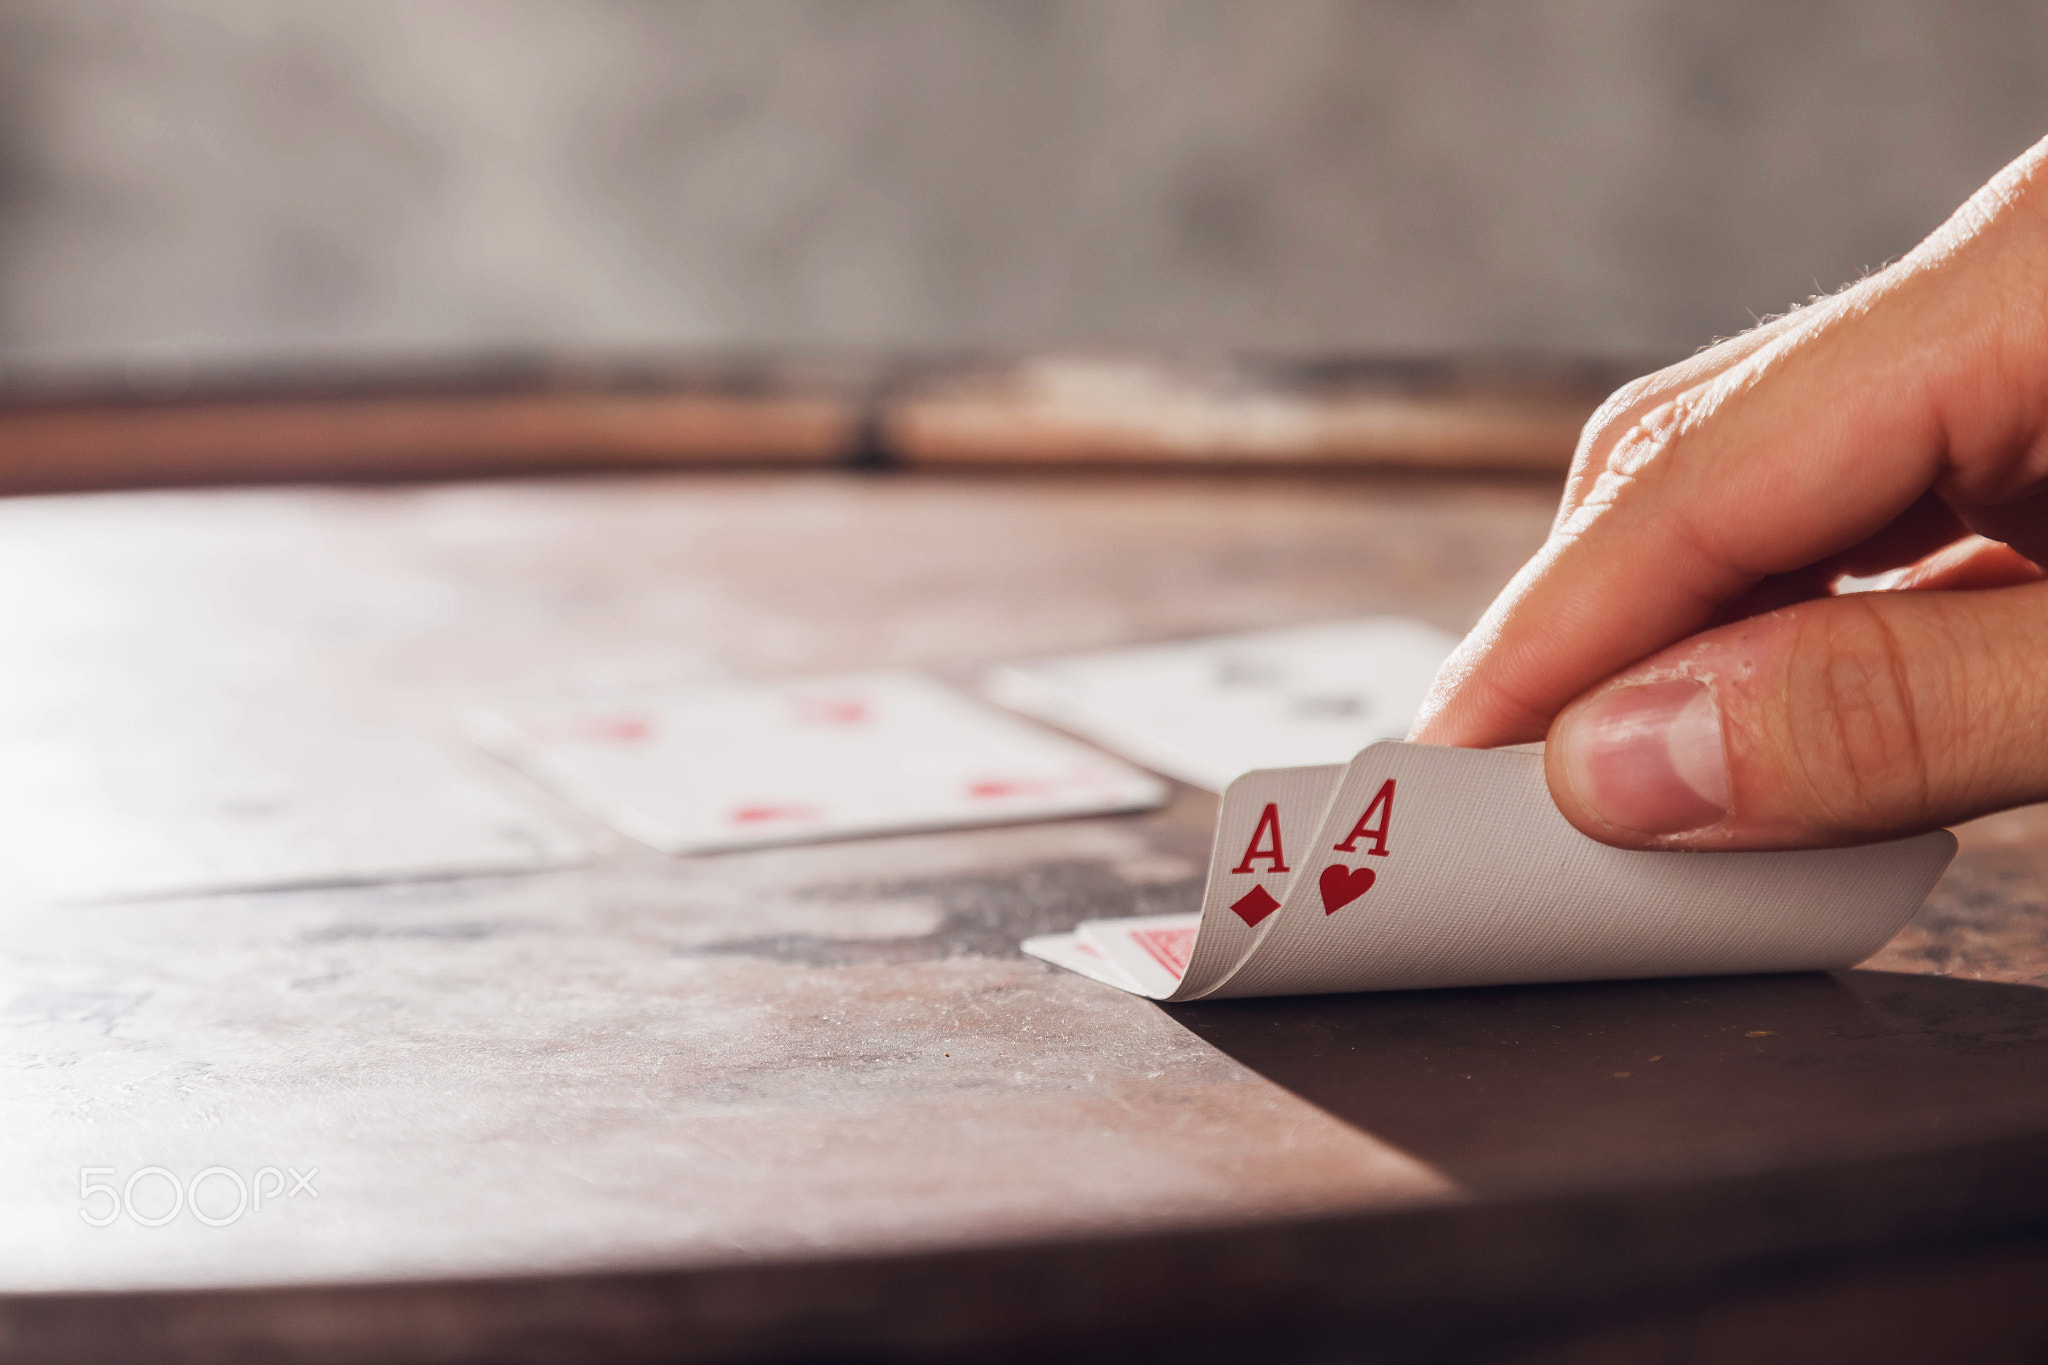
[0,704,589,906]
[1021,924,1146,994]
[986,618,1457,791]
[469,671,1169,855]
[1029,742,1957,1000]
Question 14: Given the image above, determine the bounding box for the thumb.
[1543,580,2048,850]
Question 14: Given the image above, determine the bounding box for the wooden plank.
[0,391,852,493]
[0,354,1634,493]
[886,354,1609,473]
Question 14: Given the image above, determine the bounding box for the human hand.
[1410,138,2048,850]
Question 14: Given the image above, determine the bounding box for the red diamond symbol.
[1229,885,1281,928]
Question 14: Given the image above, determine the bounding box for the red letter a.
[1230,802,1290,874]
[1331,779,1395,857]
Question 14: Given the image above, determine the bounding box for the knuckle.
[1591,373,1666,429]
[1616,387,1709,472]
[1562,361,1735,534]
[1575,373,1672,464]
[1558,392,1701,537]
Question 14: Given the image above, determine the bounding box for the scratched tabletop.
[5,468,2048,1365]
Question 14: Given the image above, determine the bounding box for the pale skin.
[1409,135,2048,852]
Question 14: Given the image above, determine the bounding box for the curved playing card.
[1025,764,1346,1000]
[1029,742,1957,1000]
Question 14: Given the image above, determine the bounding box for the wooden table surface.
[4,466,2048,1364]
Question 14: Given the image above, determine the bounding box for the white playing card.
[1080,764,1345,1000]
[985,618,1458,791]
[469,671,1170,855]
[1028,742,1957,999]
[1020,927,1148,993]
[1204,742,1956,998]
[0,703,589,906]
[1072,914,1202,997]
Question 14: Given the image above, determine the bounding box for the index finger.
[1410,264,2005,748]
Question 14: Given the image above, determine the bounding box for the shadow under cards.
[1165,969,2048,1196]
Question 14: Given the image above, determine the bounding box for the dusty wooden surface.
[3,467,2048,1363]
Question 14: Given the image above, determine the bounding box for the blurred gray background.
[1,0,2044,370]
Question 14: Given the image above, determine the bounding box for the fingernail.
[1558,678,1730,834]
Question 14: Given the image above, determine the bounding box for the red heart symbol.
[1319,864,1376,915]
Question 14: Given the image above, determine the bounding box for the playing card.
[985,618,1458,791]
[1028,742,1957,999]
[0,703,590,906]
[469,671,1170,855]
[1067,913,1202,997]
[1205,742,1956,998]
[1019,926,1147,993]
[1067,764,1344,999]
